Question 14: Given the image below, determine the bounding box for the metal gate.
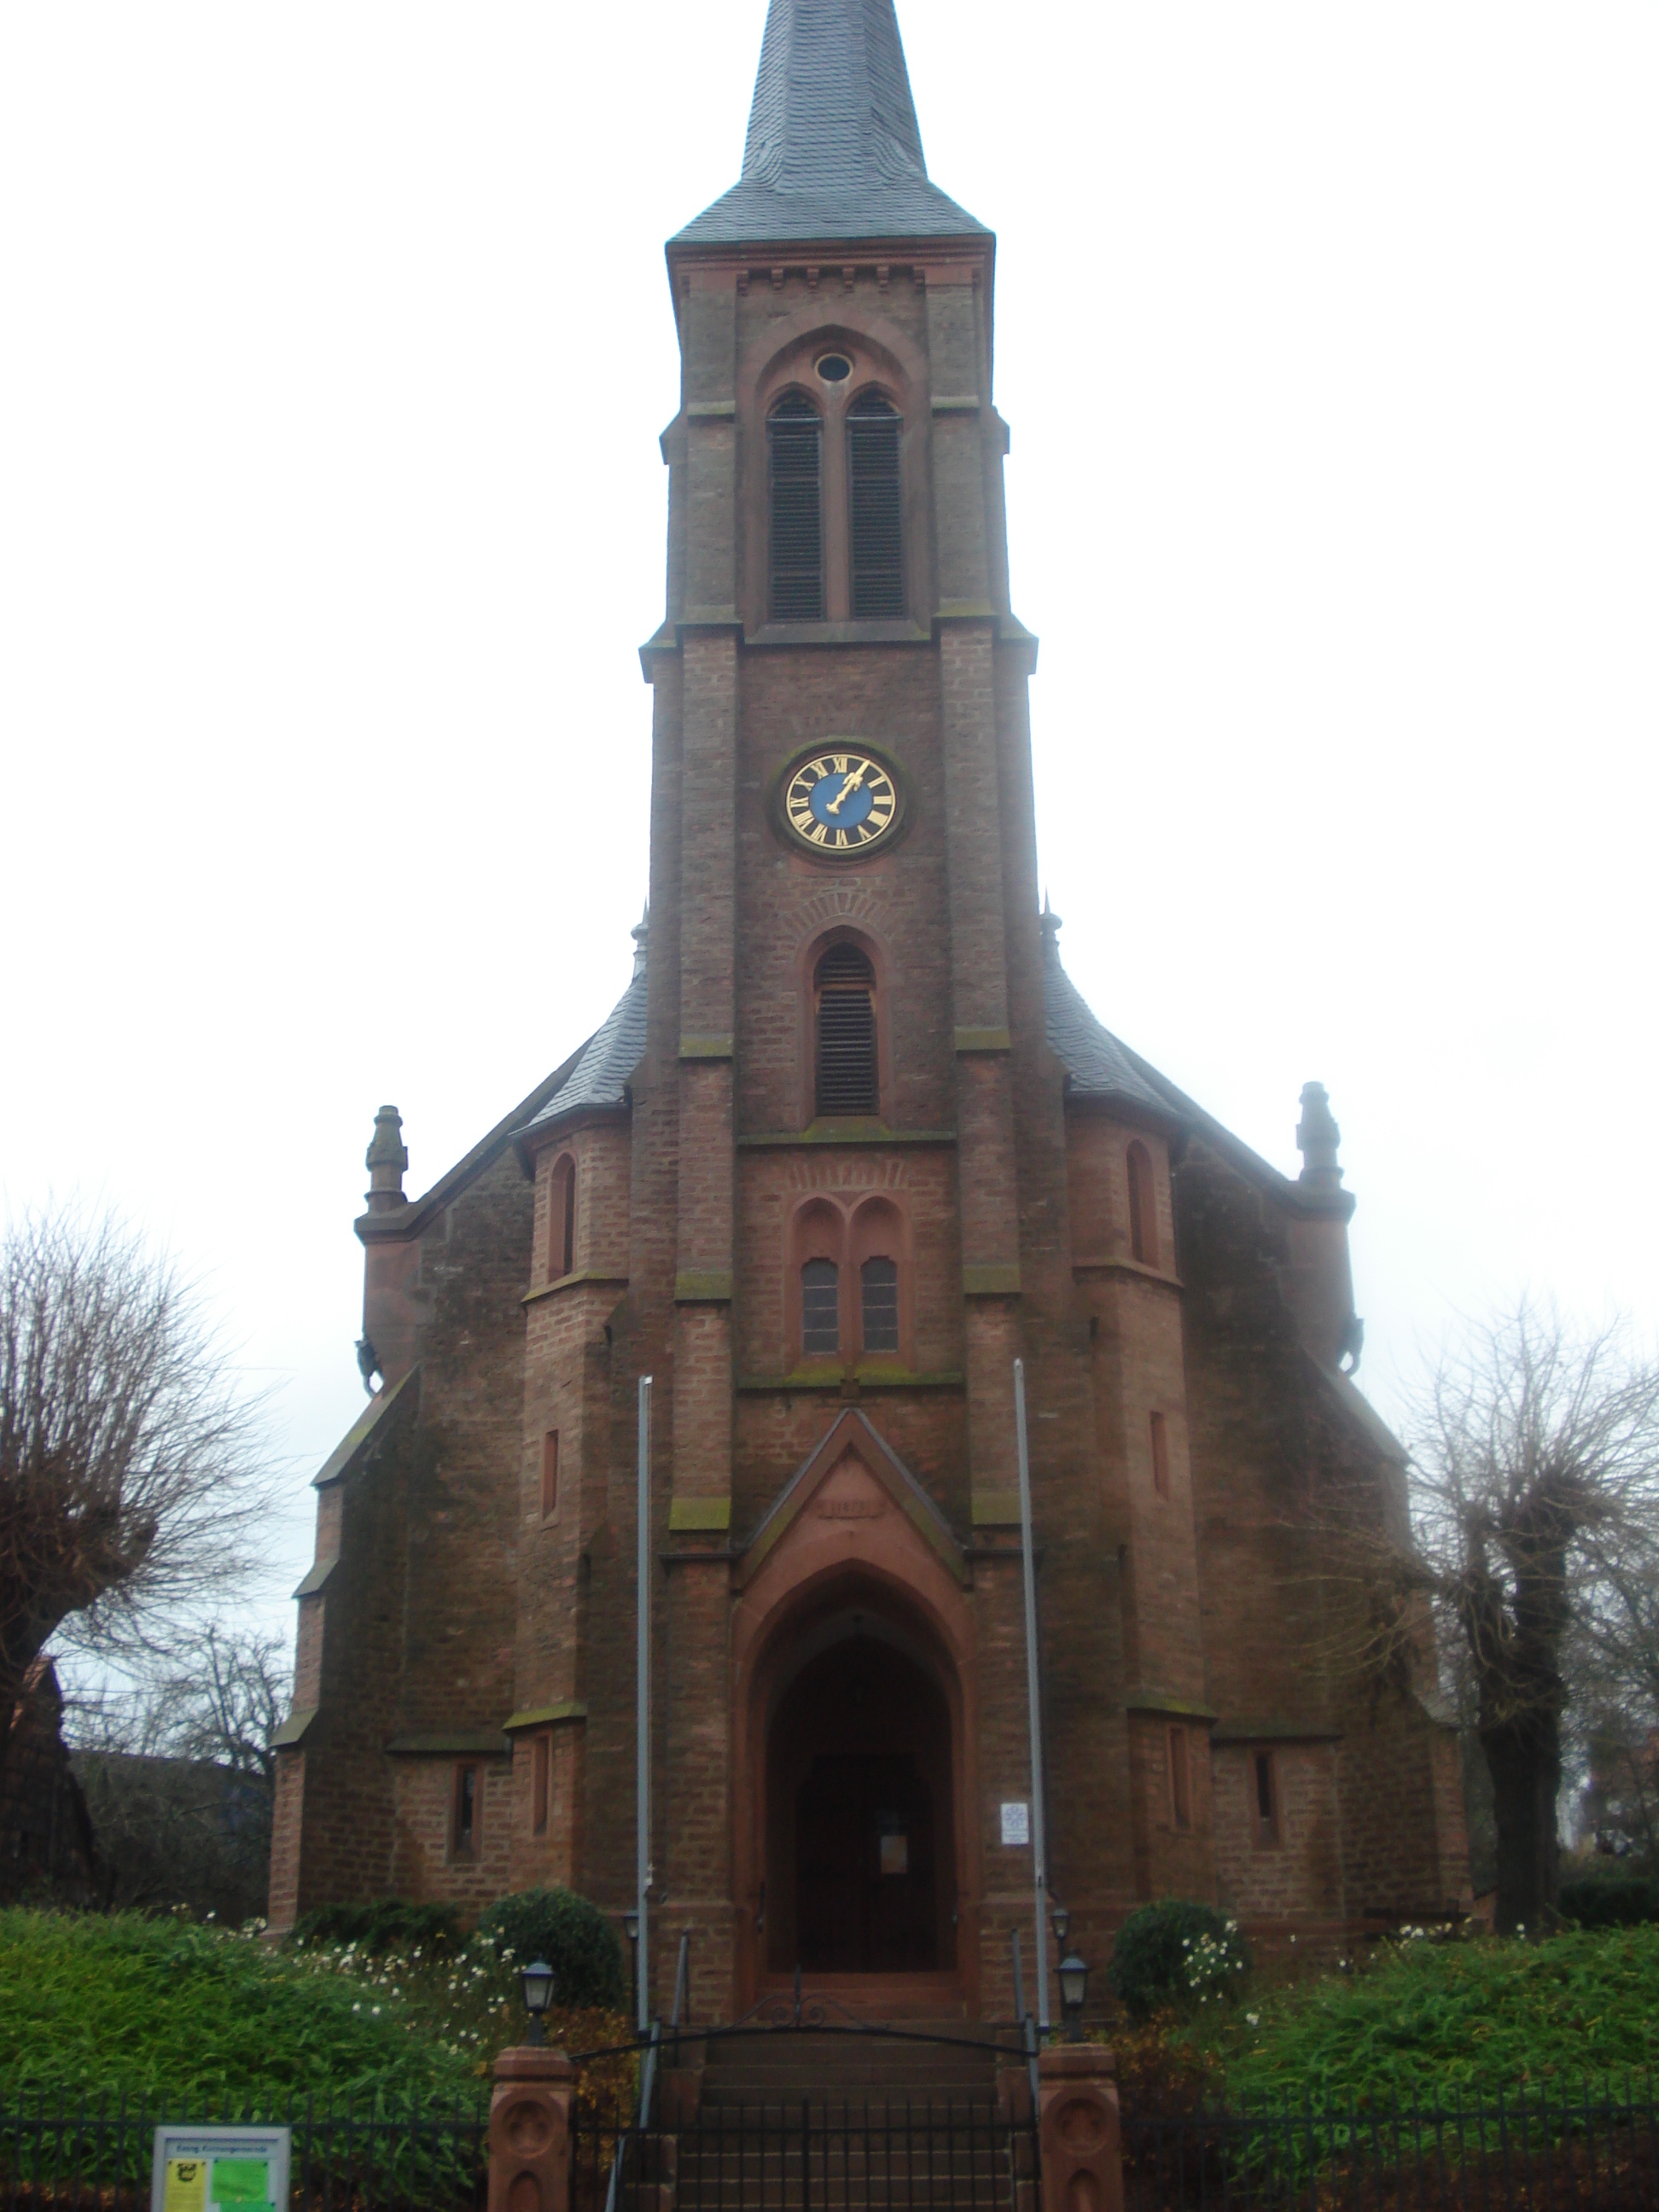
[571,2022,1039,2212]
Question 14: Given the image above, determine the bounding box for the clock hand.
[824,765,867,817]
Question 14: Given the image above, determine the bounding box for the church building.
[270,0,1470,2019]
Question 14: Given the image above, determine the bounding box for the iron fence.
[573,2087,1037,2212]
[1121,2078,1659,2209]
[0,2093,491,2212]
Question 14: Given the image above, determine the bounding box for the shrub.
[472,1887,625,2011]
[290,1899,463,1954]
[1108,1900,1251,2022]
[1559,1874,1659,1930]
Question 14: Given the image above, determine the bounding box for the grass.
[1165,1924,1659,2110]
[0,1910,634,2113]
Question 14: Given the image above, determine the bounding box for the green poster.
[209,2160,270,2205]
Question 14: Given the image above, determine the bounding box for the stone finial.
[631,906,649,981]
[1295,1081,1343,1193]
[364,1104,409,1214]
[1039,894,1062,968]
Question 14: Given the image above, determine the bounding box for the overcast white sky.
[3,3,1656,1650]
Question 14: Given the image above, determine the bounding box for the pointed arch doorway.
[729,1409,982,2015]
[765,1611,956,1975]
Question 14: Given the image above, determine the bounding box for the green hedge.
[472,1888,626,2011]
[1559,1874,1659,1929]
[1107,1899,1251,2022]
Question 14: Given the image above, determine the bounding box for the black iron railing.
[1120,2077,1659,2209]
[573,2086,1037,2212]
[0,2093,490,2212]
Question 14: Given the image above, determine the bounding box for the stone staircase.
[653,2028,1028,2212]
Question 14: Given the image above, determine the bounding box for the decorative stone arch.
[729,1408,981,2011]
[848,1192,911,1365]
[785,1195,846,1362]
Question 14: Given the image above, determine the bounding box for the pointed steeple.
[675,0,986,247]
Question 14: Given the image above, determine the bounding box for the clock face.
[782,749,901,856]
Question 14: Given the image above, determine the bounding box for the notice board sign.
[152,2127,290,2212]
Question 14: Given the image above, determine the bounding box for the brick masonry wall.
[1212,1741,1343,1930]
[277,212,1470,1991]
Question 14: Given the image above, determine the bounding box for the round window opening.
[815,352,853,384]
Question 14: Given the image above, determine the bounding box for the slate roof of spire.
[519,928,649,1133]
[673,0,987,247]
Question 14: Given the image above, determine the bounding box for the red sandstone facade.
[270,0,1469,2017]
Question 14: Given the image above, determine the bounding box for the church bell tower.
[645,0,1041,1546]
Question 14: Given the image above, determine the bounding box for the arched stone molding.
[729,1408,981,2012]
[781,1189,915,1369]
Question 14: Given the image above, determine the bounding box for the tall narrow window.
[550,1155,576,1281]
[451,1764,478,1858]
[1127,1141,1157,1266]
[540,1430,560,1520]
[1149,1411,1170,1499]
[847,393,904,616]
[801,1258,840,1356]
[1252,1750,1279,1846]
[769,393,824,620]
[815,943,878,1115]
[1167,1726,1191,1833]
[860,1256,899,1354]
[532,1735,550,1837]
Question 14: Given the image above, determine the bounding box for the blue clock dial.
[783,750,899,855]
[809,772,875,829]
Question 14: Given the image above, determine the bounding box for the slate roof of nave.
[519,935,649,1132]
[672,0,987,247]
[1040,934,1171,1117]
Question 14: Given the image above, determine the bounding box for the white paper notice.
[1000,1800,1030,1847]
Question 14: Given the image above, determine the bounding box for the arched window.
[550,1154,576,1282]
[1126,1141,1156,1267]
[769,393,824,620]
[859,1255,899,1354]
[814,943,878,1116]
[847,393,904,617]
[801,1258,840,1356]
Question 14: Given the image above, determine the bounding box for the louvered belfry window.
[847,393,904,618]
[769,393,824,620]
[815,942,879,1116]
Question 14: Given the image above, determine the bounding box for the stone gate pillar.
[1038,2044,1122,2212]
[488,2046,573,2212]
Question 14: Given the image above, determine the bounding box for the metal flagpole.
[636,1373,653,2034]
[1014,1357,1051,2032]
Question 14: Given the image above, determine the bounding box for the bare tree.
[1566,1550,1659,1861]
[69,1624,291,1918]
[1376,1305,1659,1935]
[0,1206,271,1799]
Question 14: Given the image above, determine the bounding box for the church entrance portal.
[765,1630,957,1976]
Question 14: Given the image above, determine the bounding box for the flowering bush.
[1106,1900,1253,2022]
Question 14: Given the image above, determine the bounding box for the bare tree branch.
[0,1203,274,1794]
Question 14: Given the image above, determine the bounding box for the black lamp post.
[520,1959,556,2046]
[1057,1951,1090,2042]
[623,1909,640,2018]
[1048,1900,1070,1953]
